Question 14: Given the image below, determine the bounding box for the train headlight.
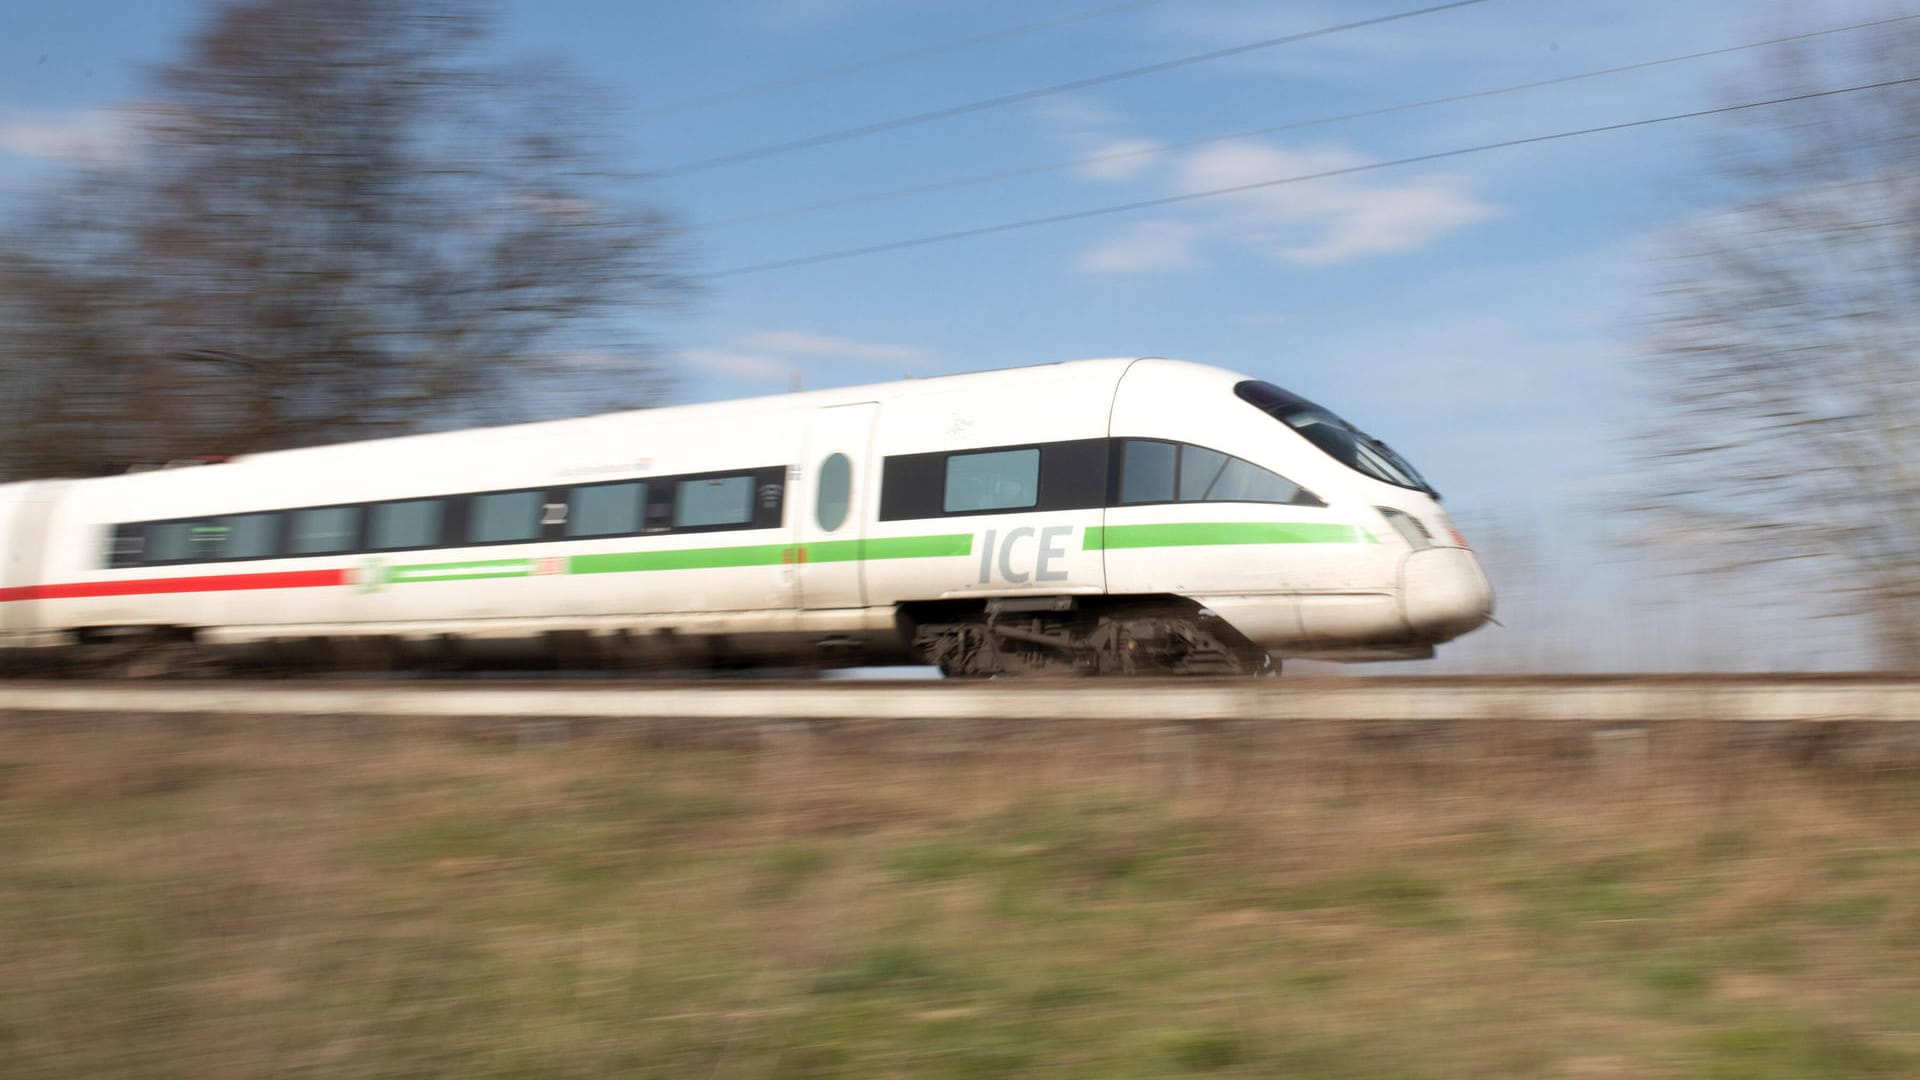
[1376,507,1432,549]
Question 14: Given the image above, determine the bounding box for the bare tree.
[1637,17,1920,669]
[0,0,683,480]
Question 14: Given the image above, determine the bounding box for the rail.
[2,675,1918,724]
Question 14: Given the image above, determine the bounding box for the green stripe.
[857,534,974,560]
[567,533,975,576]
[784,535,972,565]
[1083,522,1376,550]
[390,558,535,583]
[570,545,793,575]
[795,540,866,564]
[373,522,1378,586]
[389,562,531,582]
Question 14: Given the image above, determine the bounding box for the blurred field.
[3,713,1920,1079]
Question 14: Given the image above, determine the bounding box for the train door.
[795,402,878,610]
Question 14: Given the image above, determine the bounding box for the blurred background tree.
[1638,17,1920,669]
[0,0,684,481]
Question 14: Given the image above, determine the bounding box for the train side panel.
[859,365,1117,608]
[35,405,820,644]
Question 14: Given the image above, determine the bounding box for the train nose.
[1399,546,1493,642]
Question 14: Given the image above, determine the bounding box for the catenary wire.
[692,13,1920,231]
[695,74,1920,280]
[637,0,1167,119]
[649,0,1488,178]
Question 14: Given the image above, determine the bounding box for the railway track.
[3,675,1919,724]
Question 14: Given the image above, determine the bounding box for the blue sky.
[1,0,1900,669]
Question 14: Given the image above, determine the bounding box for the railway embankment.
[5,676,1920,1076]
[3,675,1919,779]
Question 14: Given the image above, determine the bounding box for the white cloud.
[1076,220,1205,273]
[685,330,936,390]
[1074,137,1498,272]
[1177,141,1497,265]
[1035,98,1128,130]
[0,106,143,166]
[1034,97,1170,182]
[1068,136,1168,182]
[1271,177,1497,265]
[682,347,795,382]
[740,330,932,368]
[1172,140,1365,191]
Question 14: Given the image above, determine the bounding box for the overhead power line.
[693,13,1920,231]
[650,0,1489,179]
[639,0,1167,119]
[696,75,1920,280]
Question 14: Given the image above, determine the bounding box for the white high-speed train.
[0,358,1491,675]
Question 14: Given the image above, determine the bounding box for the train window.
[1115,440,1323,508]
[815,453,851,532]
[882,440,1104,520]
[674,475,753,528]
[1234,380,1432,495]
[371,499,444,550]
[469,490,543,544]
[944,448,1039,513]
[286,503,360,553]
[107,525,144,568]
[147,522,196,562]
[1120,441,1176,504]
[644,488,674,532]
[569,481,645,537]
[289,506,360,555]
[221,512,280,559]
[190,523,230,559]
[1038,438,1108,510]
[1177,446,1232,502]
[1199,456,1312,505]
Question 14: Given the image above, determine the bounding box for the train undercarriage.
[0,595,1275,678]
[903,596,1273,677]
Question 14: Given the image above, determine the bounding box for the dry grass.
[2,712,1919,1078]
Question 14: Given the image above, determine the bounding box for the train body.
[0,358,1491,675]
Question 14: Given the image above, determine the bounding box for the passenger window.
[221,513,279,559]
[1206,457,1307,504]
[944,448,1039,513]
[289,506,360,555]
[371,499,443,550]
[189,523,230,559]
[1178,446,1230,501]
[108,526,144,568]
[569,481,645,538]
[674,476,753,528]
[1116,441,1320,507]
[148,522,195,562]
[815,453,851,532]
[1120,441,1176,504]
[469,490,543,544]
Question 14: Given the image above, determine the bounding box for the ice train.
[0,358,1492,675]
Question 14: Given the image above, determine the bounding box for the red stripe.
[0,568,350,602]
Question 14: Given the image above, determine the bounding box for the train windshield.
[1233,380,1433,495]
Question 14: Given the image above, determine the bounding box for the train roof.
[41,356,1255,505]
[183,356,1174,468]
